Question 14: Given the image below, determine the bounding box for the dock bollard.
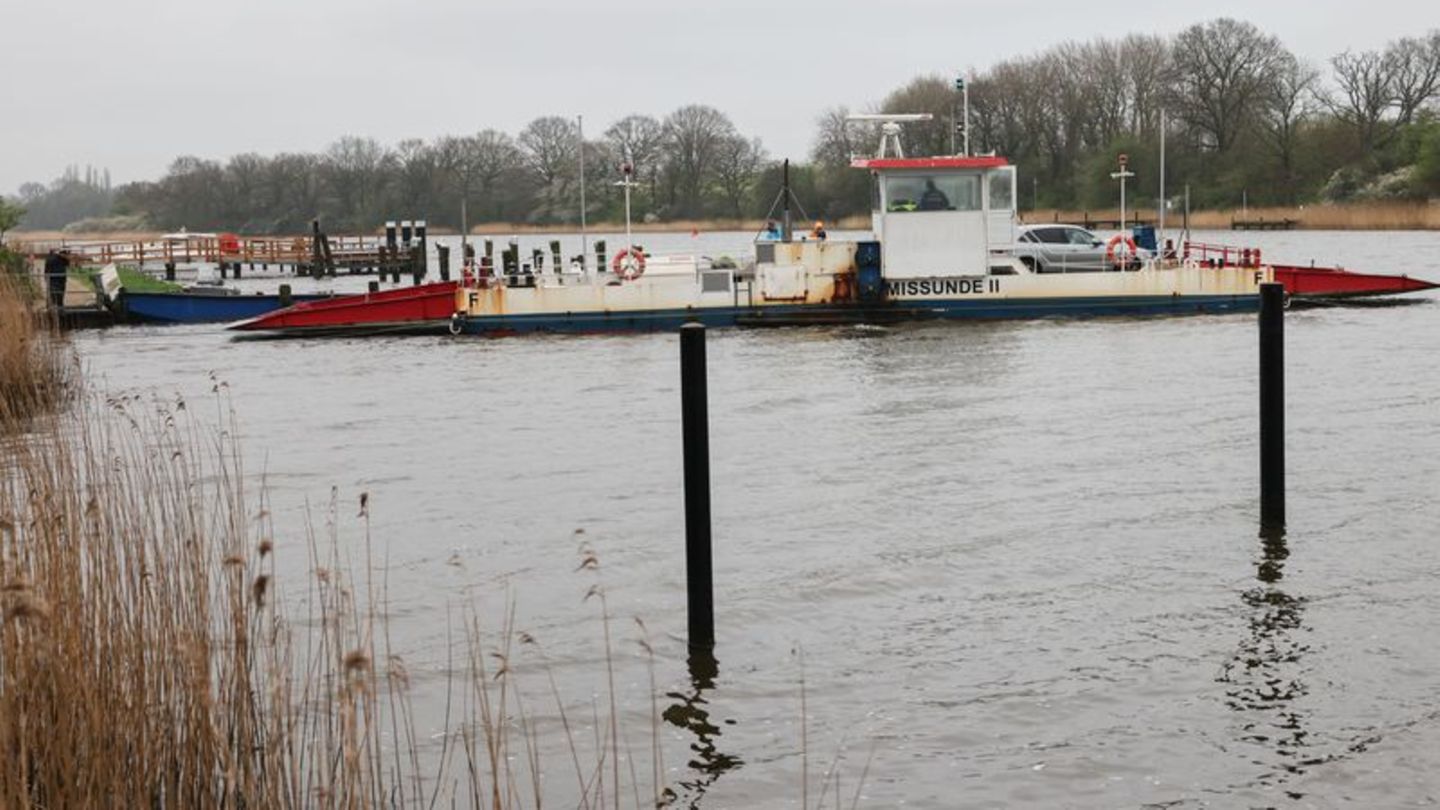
[164,261,176,282]
[278,283,292,308]
[1259,282,1285,533]
[438,244,451,282]
[368,280,379,294]
[680,323,715,650]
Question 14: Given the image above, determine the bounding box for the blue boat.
[118,290,333,324]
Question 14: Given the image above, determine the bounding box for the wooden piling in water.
[680,323,715,650]
[278,283,292,308]
[438,244,451,281]
[1260,283,1285,533]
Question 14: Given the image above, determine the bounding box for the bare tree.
[1167,18,1287,152]
[517,117,580,221]
[880,75,957,157]
[1325,49,1397,153]
[662,105,736,218]
[1121,34,1170,135]
[712,135,767,218]
[323,136,390,229]
[603,115,664,202]
[1259,54,1320,201]
[1387,32,1440,124]
[810,106,862,166]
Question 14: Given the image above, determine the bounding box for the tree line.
[7,18,1440,235]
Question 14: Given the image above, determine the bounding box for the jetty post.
[1259,282,1285,532]
[680,323,716,650]
[437,244,451,281]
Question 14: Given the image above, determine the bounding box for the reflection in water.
[1219,527,1311,796]
[661,649,743,807]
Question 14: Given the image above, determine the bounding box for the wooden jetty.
[1232,218,1299,231]
[16,219,429,279]
[1053,211,1157,230]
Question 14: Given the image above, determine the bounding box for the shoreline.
[11,202,1439,243]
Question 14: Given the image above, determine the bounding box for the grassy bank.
[1028,201,1440,231]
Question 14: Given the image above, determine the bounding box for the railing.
[1182,241,1265,268]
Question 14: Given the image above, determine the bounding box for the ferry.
[446,153,1269,335]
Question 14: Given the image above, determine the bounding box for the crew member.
[919,179,951,211]
[811,220,827,240]
[43,249,70,311]
[762,219,782,240]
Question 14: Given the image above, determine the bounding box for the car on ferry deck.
[1013,224,1149,272]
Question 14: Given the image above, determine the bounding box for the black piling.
[368,280,379,294]
[234,262,243,279]
[164,261,176,282]
[1260,282,1285,533]
[680,323,715,651]
[549,240,562,272]
[438,244,451,281]
[278,283,292,308]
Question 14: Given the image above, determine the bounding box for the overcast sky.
[0,0,1427,195]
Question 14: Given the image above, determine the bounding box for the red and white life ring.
[612,247,646,280]
[1105,233,1139,267]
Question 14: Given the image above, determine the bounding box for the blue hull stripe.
[122,293,330,324]
[455,294,1257,334]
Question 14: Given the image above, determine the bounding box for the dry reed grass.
[0,382,672,807]
[2,371,868,808]
[0,269,72,430]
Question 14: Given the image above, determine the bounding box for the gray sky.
[0,0,1425,195]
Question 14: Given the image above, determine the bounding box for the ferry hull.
[230,281,458,336]
[1270,264,1438,299]
[452,293,1258,335]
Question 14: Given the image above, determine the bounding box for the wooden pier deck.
[16,230,424,277]
[1232,218,1299,231]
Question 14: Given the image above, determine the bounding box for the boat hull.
[230,281,458,336]
[1270,264,1439,299]
[119,291,332,324]
[453,293,1258,334]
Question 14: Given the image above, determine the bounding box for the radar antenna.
[845,113,934,158]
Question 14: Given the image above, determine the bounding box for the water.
[72,230,1440,807]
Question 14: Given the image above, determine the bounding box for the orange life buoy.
[612,247,646,280]
[1105,233,1138,267]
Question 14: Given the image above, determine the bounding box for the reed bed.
[0,268,72,429]
[0,383,672,808]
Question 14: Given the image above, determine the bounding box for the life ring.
[612,247,646,280]
[448,314,463,335]
[1105,234,1138,267]
[1182,257,1201,271]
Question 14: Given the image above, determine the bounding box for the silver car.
[1013,224,1147,272]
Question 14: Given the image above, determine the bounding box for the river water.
[71,230,1440,808]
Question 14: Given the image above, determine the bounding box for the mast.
[782,159,793,242]
[578,114,588,269]
[1158,110,1166,253]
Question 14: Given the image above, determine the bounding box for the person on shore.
[44,249,70,310]
[811,220,827,241]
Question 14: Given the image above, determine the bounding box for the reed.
[0,266,72,430]
[2,367,867,808]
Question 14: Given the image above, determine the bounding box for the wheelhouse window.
[988,173,1013,211]
[884,174,981,212]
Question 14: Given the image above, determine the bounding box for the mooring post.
[278,283,292,308]
[1260,282,1285,533]
[438,244,451,281]
[164,261,175,282]
[680,323,715,650]
[595,239,607,273]
[368,280,379,294]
